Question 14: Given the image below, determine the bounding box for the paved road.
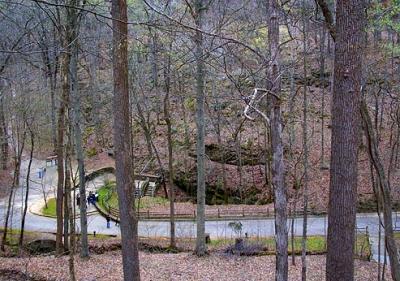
[1,159,397,263]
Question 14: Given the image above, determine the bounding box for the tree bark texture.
[194,0,207,256]
[19,125,34,246]
[56,35,71,254]
[68,0,89,257]
[111,0,140,279]
[267,1,288,281]
[326,1,365,280]
[0,93,8,170]
[361,100,400,281]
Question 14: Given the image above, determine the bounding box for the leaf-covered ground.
[0,252,391,281]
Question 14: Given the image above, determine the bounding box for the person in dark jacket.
[106,215,111,228]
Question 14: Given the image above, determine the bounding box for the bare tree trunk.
[301,2,309,280]
[326,1,365,280]
[319,27,326,168]
[19,125,34,246]
[64,148,70,251]
[194,0,207,256]
[163,51,176,249]
[65,137,76,281]
[68,4,88,257]
[111,0,140,278]
[0,93,8,170]
[288,45,296,267]
[56,41,70,255]
[267,1,288,280]
[211,80,227,203]
[1,130,25,251]
[361,100,400,281]
[291,190,298,266]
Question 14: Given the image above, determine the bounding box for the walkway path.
[0,158,397,263]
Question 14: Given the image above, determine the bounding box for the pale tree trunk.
[361,100,400,281]
[56,39,70,255]
[163,52,176,248]
[49,66,58,152]
[111,0,140,279]
[19,124,34,247]
[325,1,365,280]
[68,1,89,257]
[1,129,25,251]
[64,146,70,251]
[65,137,76,281]
[267,1,288,280]
[194,0,207,256]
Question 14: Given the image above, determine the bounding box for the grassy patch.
[41,197,57,217]
[210,234,371,258]
[97,182,168,211]
[210,236,326,254]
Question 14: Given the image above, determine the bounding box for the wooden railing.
[98,206,337,221]
[100,206,275,221]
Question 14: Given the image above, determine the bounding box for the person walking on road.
[106,214,111,228]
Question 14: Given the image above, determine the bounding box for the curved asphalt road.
[0,159,397,263]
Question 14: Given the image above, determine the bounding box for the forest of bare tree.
[0,0,400,280]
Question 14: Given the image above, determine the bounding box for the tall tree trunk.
[163,53,176,249]
[319,27,326,168]
[56,40,70,255]
[0,93,8,170]
[19,125,34,246]
[361,100,400,281]
[326,1,365,280]
[267,1,288,280]
[63,148,70,251]
[194,0,207,256]
[301,2,309,280]
[68,3,88,257]
[111,0,140,279]
[1,130,25,251]
[65,136,76,281]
